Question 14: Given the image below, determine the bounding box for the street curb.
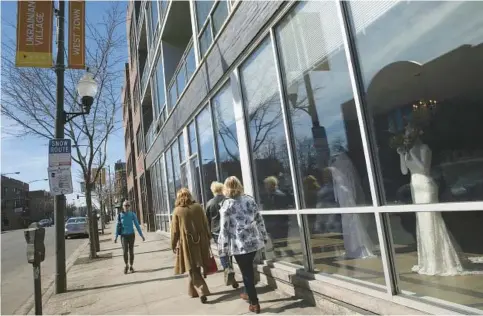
[14,239,90,315]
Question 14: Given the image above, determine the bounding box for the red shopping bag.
[205,256,218,275]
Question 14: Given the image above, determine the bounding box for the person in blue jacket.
[114,200,145,274]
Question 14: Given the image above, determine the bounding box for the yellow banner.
[68,0,85,69]
[16,1,54,68]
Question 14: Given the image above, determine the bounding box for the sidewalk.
[40,226,322,315]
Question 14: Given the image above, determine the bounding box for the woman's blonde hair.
[223,176,244,198]
[175,188,195,207]
[210,181,224,195]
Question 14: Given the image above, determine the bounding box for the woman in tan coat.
[171,188,212,303]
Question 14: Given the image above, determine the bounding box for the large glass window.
[178,133,186,162]
[196,106,217,203]
[188,121,197,156]
[172,139,182,194]
[240,38,295,210]
[262,214,303,265]
[276,1,372,210]
[212,82,242,182]
[348,1,483,205]
[347,1,483,309]
[165,147,175,212]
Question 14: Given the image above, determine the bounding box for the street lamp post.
[53,0,98,295]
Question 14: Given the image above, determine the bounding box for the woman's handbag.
[206,256,218,275]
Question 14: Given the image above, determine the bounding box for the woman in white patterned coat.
[218,176,267,314]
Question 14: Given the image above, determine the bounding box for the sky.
[1,1,129,207]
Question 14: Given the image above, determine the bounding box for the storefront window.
[240,38,295,210]
[172,139,182,194]
[389,210,483,310]
[188,121,197,156]
[348,1,483,205]
[165,147,175,212]
[276,1,372,209]
[262,214,302,266]
[212,82,242,183]
[196,106,217,203]
[178,133,186,162]
[347,1,483,309]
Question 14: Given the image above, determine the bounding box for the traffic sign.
[48,166,73,195]
[48,139,71,167]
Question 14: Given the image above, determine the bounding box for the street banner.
[68,0,85,69]
[48,139,72,167]
[48,166,74,196]
[16,1,54,68]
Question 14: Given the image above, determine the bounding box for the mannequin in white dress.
[330,152,375,259]
[398,139,482,275]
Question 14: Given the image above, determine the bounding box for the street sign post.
[48,139,71,167]
[48,166,73,196]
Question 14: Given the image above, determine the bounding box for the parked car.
[39,219,52,227]
[65,217,88,239]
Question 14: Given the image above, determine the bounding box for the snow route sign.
[48,139,71,167]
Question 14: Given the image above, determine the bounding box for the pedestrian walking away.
[206,181,238,288]
[114,200,145,274]
[171,188,213,304]
[218,176,268,314]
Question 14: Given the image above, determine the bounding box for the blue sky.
[1,1,128,207]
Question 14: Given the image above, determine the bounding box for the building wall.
[123,0,483,314]
[1,176,29,231]
[28,190,54,222]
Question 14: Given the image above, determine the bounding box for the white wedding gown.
[331,153,375,259]
[402,143,483,276]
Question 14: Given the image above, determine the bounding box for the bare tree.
[1,3,126,258]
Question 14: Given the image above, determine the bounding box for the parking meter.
[24,222,46,264]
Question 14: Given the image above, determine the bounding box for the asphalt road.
[1,226,86,315]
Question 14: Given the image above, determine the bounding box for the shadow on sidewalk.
[135,266,174,274]
[68,274,187,293]
[111,248,171,258]
[207,285,274,305]
[262,299,317,314]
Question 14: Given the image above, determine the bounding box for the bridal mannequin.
[399,140,482,275]
[330,152,375,259]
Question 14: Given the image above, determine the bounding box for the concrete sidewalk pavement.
[40,227,322,315]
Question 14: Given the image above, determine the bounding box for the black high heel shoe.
[200,296,207,304]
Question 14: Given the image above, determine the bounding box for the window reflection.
[196,106,217,203]
[261,214,303,266]
[212,82,242,182]
[172,139,182,194]
[348,1,483,205]
[165,147,175,211]
[306,212,384,286]
[240,38,295,211]
[188,121,197,156]
[276,1,371,210]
